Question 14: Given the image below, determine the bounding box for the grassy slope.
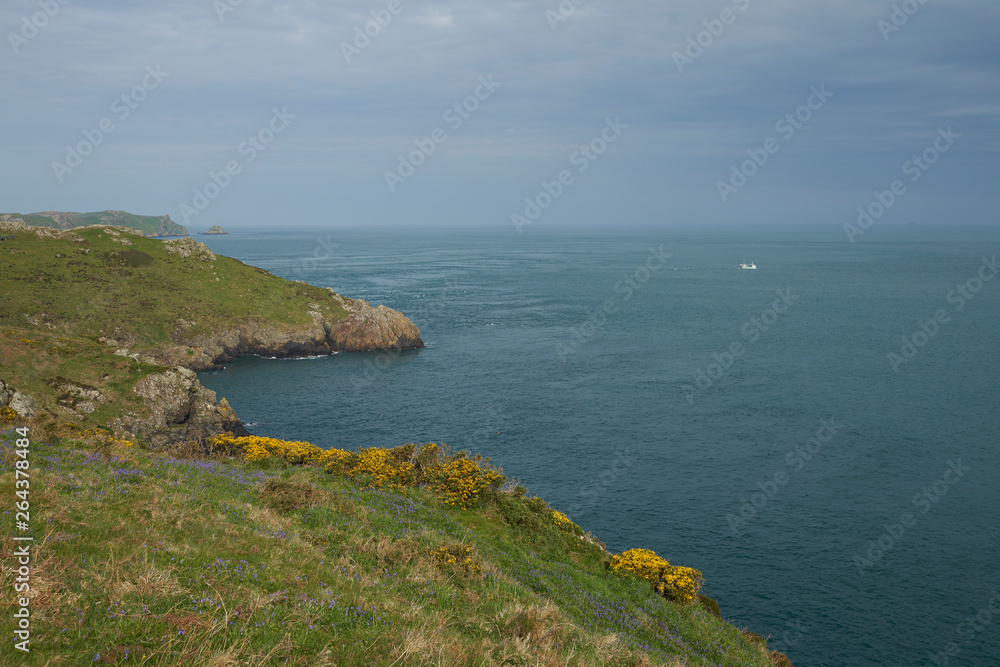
[4,212,187,236]
[0,327,168,433]
[0,227,349,344]
[0,430,775,667]
[0,227,353,431]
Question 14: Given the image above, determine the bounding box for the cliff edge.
[0,222,422,446]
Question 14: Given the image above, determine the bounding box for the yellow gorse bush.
[426,454,505,509]
[431,544,483,578]
[657,565,703,605]
[210,433,347,465]
[551,510,578,532]
[0,406,19,422]
[209,435,505,509]
[609,548,703,605]
[609,548,669,582]
[350,447,414,489]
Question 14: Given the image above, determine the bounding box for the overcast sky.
[1,0,997,231]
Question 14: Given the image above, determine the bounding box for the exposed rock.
[328,300,424,351]
[145,295,423,371]
[162,237,216,262]
[0,380,38,418]
[59,383,105,403]
[0,218,29,231]
[0,219,72,240]
[114,367,248,449]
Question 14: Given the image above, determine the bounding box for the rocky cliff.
[111,367,249,449]
[142,291,424,372]
[0,224,423,448]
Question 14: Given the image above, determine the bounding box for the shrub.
[495,494,547,531]
[741,630,767,649]
[323,448,357,475]
[525,497,547,513]
[551,510,579,533]
[209,433,346,466]
[0,406,18,423]
[350,447,414,489]
[608,548,703,605]
[210,436,504,509]
[425,453,505,509]
[430,544,482,578]
[769,649,795,667]
[698,594,721,618]
[609,548,669,584]
[658,565,703,604]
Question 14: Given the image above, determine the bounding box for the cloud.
[0,0,997,227]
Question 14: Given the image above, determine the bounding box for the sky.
[1,0,998,232]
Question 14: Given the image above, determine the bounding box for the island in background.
[200,225,228,235]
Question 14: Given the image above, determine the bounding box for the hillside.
[0,428,786,666]
[0,222,793,666]
[0,210,187,237]
[0,221,422,447]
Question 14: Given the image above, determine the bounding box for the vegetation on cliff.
[0,222,421,446]
[0,426,787,666]
[0,210,187,237]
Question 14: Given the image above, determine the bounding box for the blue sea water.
[196,226,1000,667]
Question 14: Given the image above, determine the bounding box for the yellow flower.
[609,548,703,605]
[551,510,578,532]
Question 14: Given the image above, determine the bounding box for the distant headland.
[0,210,187,237]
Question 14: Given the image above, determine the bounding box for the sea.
[195,225,1000,667]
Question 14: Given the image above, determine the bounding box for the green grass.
[0,431,780,666]
[0,228,350,344]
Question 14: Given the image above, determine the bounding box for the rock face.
[0,380,38,418]
[106,294,422,446]
[162,237,216,261]
[112,367,248,449]
[146,293,424,371]
[327,299,425,351]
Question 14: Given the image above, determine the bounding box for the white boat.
[740,262,757,270]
